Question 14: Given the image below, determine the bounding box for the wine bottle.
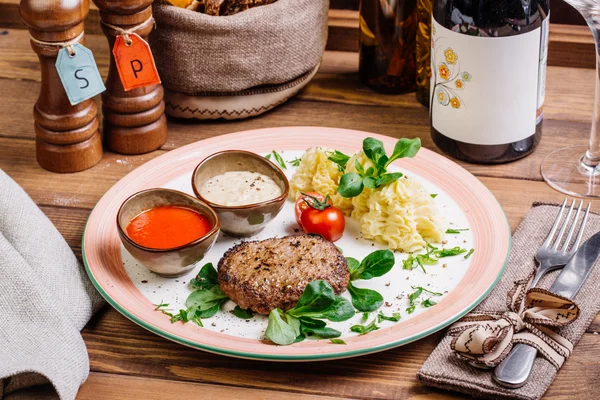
[359,0,418,94]
[430,0,550,164]
[416,0,433,107]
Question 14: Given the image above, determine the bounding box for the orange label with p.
[112,33,161,91]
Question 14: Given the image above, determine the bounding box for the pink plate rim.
[82,126,511,361]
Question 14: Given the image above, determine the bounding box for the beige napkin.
[417,202,600,400]
[0,169,104,400]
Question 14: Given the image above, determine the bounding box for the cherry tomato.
[299,202,345,242]
[294,192,330,226]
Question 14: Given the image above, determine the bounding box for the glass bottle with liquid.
[359,0,418,94]
[430,0,550,164]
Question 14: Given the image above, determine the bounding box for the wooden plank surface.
[81,307,600,399]
[78,372,346,400]
[0,0,595,66]
[0,29,596,190]
[1,21,600,400]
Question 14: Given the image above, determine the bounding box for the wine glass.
[541,0,600,197]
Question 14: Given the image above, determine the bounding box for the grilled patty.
[217,235,349,315]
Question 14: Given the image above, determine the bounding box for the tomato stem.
[300,192,331,211]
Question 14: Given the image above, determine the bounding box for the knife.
[493,231,600,388]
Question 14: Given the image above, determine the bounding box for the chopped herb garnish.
[464,248,475,259]
[430,194,438,198]
[422,298,438,308]
[350,319,380,335]
[445,228,469,234]
[412,286,443,296]
[402,243,471,273]
[330,338,347,345]
[377,311,401,323]
[434,246,468,257]
[289,157,302,167]
[337,137,421,198]
[362,312,370,322]
[406,286,443,313]
[402,243,438,273]
[265,150,287,170]
[154,302,169,310]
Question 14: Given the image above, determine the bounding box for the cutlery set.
[493,198,596,388]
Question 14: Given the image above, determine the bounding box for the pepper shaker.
[94,0,168,155]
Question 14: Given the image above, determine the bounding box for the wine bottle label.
[430,17,542,145]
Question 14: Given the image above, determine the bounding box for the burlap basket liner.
[150,0,328,119]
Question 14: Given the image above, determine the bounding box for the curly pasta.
[288,147,353,215]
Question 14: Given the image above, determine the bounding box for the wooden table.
[1,17,600,399]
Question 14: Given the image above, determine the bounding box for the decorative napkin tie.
[448,274,579,369]
[417,203,600,400]
[0,169,104,400]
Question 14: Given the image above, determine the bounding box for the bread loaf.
[204,0,225,15]
[168,0,277,15]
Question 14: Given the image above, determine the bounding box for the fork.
[492,198,591,387]
[529,198,590,288]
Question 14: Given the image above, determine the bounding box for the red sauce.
[126,206,212,250]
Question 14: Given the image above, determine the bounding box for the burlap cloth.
[150,0,329,95]
[418,202,600,399]
[0,169,104,400]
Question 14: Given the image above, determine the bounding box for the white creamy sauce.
[201,171,282,206]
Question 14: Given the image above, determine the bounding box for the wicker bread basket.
[150,0,329,120]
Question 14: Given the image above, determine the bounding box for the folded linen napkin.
[0,170,104,400]
[417,202,600,400]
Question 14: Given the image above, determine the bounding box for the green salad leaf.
[190,263,219,290]
[338,172,364,198]
[299,317,342,339]
[266,280,353,345]
[327,150,351,172]
[233,306,254,319]
[386,138,422,167]
[185,285,229,319]
[337,137,421,198]
[266,309,300,345]
[347,283,384,312]
[346,249,395,312]
[350,249,395,280]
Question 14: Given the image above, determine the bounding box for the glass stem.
[583,21,600,167]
